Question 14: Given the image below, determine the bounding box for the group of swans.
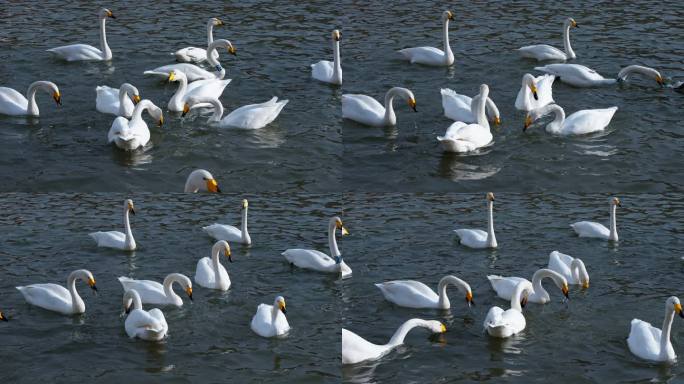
[437,84,495,153]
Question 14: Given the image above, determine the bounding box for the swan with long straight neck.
[195,240,232,291]
[488,268,569,304]
[342,318,446,365]
[628,296,684,362]
[174,18,224,63]
[440,87,501,124]
[571,197,621,240]
[437,84,494,153]
[375,275,473,309]
[89,199,137,250]
[453,192,497,248]
[518,18,577,61]
[0,81,61,117]
[118,273,193,307]
[16,269,97,315]
[47,8,114,61]
[398,11,454,66]
[282,216,351,278]
[202,199,252,245]
[311,30,342,84]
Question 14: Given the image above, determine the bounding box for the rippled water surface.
[0,1,682,192]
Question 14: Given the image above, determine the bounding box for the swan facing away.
[122,289,168,341]
[47,8,115,61]
[441,88,500,124]
[183,95,288,130]
[398,10,454,66]
[118,273,193,307]
[487,268,569,304]
[203,199,252,245]
[484,280,532,338]
[535,64,664,87]
[342,319,446,365]
[628,296,684,362]
[174,17,224,63]
[375,275,473,309]
[96,83,140,118]
[16,269,97,315]
[342,87,416,127]
[311,30,342,85]
[90,199,137,250]
[547,251,589,288]
[515,73,554,112]
[524,104,617,136]
[107,99,164,150]
[571,197,620,241]
[437,84,494,153]
[145,39,236,82]
[454,192,497,249]
[185,169,221,193]
[0,81,61,117]
[195,240,233,291]
[518,18,578,61]
[167,70,231,112]
[282,216,351,278]
[251,296,290,338]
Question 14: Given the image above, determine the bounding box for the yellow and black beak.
[157,115,164,127]
[582,280,590,289]
[336,220,349,236]
[186,287,193,301]
[675,303,684,318]
[207,178,220,193]
[334,31,341,41]
[124,303,131,314]
[524,114,533,132]
[53,91,62,106]
[107,10,115,19]
[440,323,447,333]
[656,75,664,86]
[529,84,538,100]
[572,20,578,28]
[228,45,237,56]
[216,19,225,26]
[279,300,287,314]
[408,98,417,112]
[225,247,233,263]
[182,103,190,117]
[466,291,474,307]
[88,277,98,292]
[562,284,570,299]
[447,11,454,20]
[0,312,7,322]
[132,94,141,105]
[492,116,501,126]
[168,71,176,82]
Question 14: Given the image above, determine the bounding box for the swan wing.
[174,47,208,63]
[487,275,529,301]
[118,277,168,304]
[144,64,215,82]
[341,94,385,127]
[89,230,126,249]
[282,249,336,272]
[547,251,573,280]
[561,107,617,135]
[202,224,242,242]
[535,74,556,107]
[125,308,167,340]
[437,122,492,153]
[518,45,566,61]
[453,228,489,248]
[570,221,610,239]
[398,47,446,65]
[342,328,388,365]
[0,87,29,116]
[441,89,475,122]
[311,60,334,82]
[628,319,663,361]
[251,304,276,337]
[375,280,439,308]
[185,79,232,102]
[48,44,103,61]
[219,97,288,129]
[95,86,122,116]
[17,284,71,313]
[195,257,216,287]
[535,64,612,87]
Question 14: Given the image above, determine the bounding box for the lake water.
[0,1,682,192]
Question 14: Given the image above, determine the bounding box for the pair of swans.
[375,275,473,309]
[628,296,684,362]
[185,169,221,193]
[518,18,578,61]
[399,10,454,66]
[251,296,290,337]
[343,319,446,365]
[0,81,61,117]
[571,196,620,241]
[90,199,137,250]
[195,240,233,291]
[16,269,97,315]
[311,30,342,85]
[515,73,555,112]
[282,216,351,278]
[483,280,532,338]
[174,18,224,63]
[122,289,168,341]
[96,83,141,118]
[535,64,664,87]
[488,268,569,304]
[437,84,494,153]
[119,273,193,307]
[203,199,252,245]
[182,95,288,130]
[342,87,417,127]
[107,99,164,150]
[524,103,617,136]
[48,8,115,61]
[454,192,497,249]
[145,39,237,82]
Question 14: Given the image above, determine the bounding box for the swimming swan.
[547,251,589,288]
[122,289,168,341]
[524,103,617,136]
[195,240,233,291]
[182,95,288,130]
[628,296,684,362]
[375,275,473,309]
[202,199,252,245]
[145,39,236,82]
[118,273,193,307]
[483,280,532,338]
[440,88,500,124]
[174,17,224,63]
[453,192,497,248]
[515,73,555,112]
[518,18,578,61]
[487,268,569,304]
[47,8,115,61]
[16,269,97,315]
[342,87,417,127]
[0,81,61,116]
[311,30,342,85]
[107,99,164,150]
[399,10,455,66]
[571,197,620,241]
[535,64,664,87]
[437,84,494,153]
[90,199,137,250]
[251,296,290,337]
[282,216,351,278]
[95,83,140,118]
[185,169,221,193]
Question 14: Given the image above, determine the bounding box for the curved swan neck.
[206,40,228,79]
[328,220,341,259]
[563,21,575,59]
[383,88,399,126]
[486,200,497,247]
[118,87,130,115]
[571,258,588,283]
[388,319,429,347]
[131,100,154,122]
[67,270,86,313]
[210,243,224,275]
[206,20,215,47]
[163,274,184,302]
[530,269,558,301]
[205,98,224,122]
[510,283,531,312]
[617,65,660,82]
[660,304,676,359]
[541,104,565,133]
[124,290,143,311]
[609,202,618,241]
[170,74,189,110]
[437,276,469,309]
[332,37,342,83]
[475,90,490,130]
[442,17,454,64]
[99,15,112,60]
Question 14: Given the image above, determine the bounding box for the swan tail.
[440,88,457,97]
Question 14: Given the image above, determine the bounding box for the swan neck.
[437,276,467,309]
[388,319,425,347]
[487,201,497,247]
[383,90,397,126]
[125,290,143,311]
[328,221,341,258]
[99,16,112,60]
[332,39,342,83]
[660,305,675,359]
[531,270,552,301]
[609,203,618,241]
[170,75,189,111]
[563,23,575,59]
[546,105,566,133]
[26,82,40,116]
[241,207,249,243]
[163,274,182,303]
[118,87,129,116]
[443,18,453,64]
[206,42,225,79]
[208,98,224,122]
[271,304,280,322]
[475,92,489,130]
[67,271,85,313]
[207,22,214,47]
[211,244,222,275]
[511,283,530,312]
[570,259,581,282]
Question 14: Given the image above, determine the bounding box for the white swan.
[311,30,342,85]
[440,88,500,124]
[145,39,236,82]
[16,269,97,315]
[174,17,224,63]
[547,251,590,288]
[122,289,168,341]
[535,64,664,87]
[95,83,141,118]
[487,268,569,304]
[342,87,416,127]
[195,240,232,291]
[483,280,532,338]
[0,81,61,116]
[437,84,494,153]
[398,10,454,66]
[571,197,620,241]
[282,216,351,278]
[454,192,497,248]
[342,319,446,365]
[185,169,221,193]
[524,104,617,136]
[518,18,578,61]
[182,95,288,129]
[202,199,252,245]
[118,273,193,307]
[107,99,164,150]
[90,199,137,250]
[515,73,555,112]
[375,275,473,309]
[47,8,115,61]
[628,296,684,362]
[250,296,290,337]
[166,70,231,112]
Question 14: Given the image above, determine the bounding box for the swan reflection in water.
[110,145,153,167]
[437,152,500,181]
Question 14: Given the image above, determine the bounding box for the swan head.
[167,70,187,84]
[427,320,447,334]
[77,269,98,292]
[181,103,190,117]
[479,84,489,97]
[210,17,224,27]
[466,290,474,307]
[522,74,539,100]
[275,296,287,314]
[148,104,164,127]
[566,17,578,28]
[408,96,417,112]
[124,199,135,215]
[332,30,341,42]
[186,169,221,193]
[0,312,7,322]
[332,216,349,236]
[486,192,495,202]
[211,39,237,56]
[186,286,193,301]
[99,8,115,19]
[52,90,62,106]
[214,240,232,262]
[241,199,248,210]
[611,197,621,207]
[443,10,454,21]
[666,297,684,318]
[561,282,570,299]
